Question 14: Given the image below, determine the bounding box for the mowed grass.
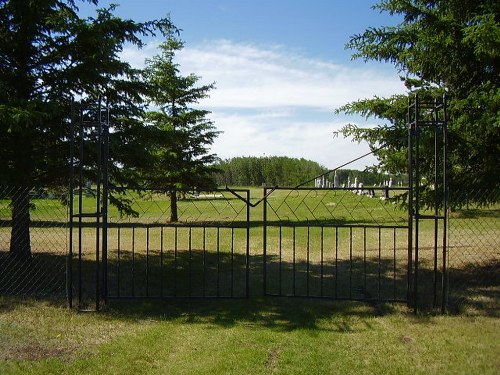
[1,187,499,373]
[1,296,499,375]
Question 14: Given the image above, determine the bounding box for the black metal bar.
[101,100,109,305]
[441,94,449,313]
[393,228,397,301]
[414,93,421,313]
[363,227,367,293]
[174,226,178,297]
[433,100,439,308]
[146,226,150,297]
[293,226,296,296]
[117,227,121,297]
[245,189,250,298]
[231,227,234,297]
[306,225,310,296]
[188,227,192,297]
[279,226,282,296]
[334,226,339,299]
[95,97,102,311]
[131,226,135,297]
[320,226,324,297]
[407,94,414,306]
[263,187,267,295]
[78,105,84,309]
[68,100,75,309]
[348,227,352,299]
[160,226,164,298]
[378,227,381,300]
[203,227,206,297]
[216,227,220,297]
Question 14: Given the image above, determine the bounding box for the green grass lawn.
[0,296,499,375]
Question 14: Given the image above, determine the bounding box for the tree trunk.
[169,190,178,222]
[9,186,32,259]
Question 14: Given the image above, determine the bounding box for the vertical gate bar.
[433,98,439,308]
[246,190,250,298]
[102,100,109,305]
[203,226,206,297]
[393,228,397,301]
[293,226,296,296]
[306,225,310,296]
[441,94,449,312]
[378,227,382,300]
[117,227,121,297]
[78,105,84,308]
[279,226,282,295]
[188,227,192,297]
[335,227,339,299]
[216,227,220,297]
[363,227,367,293]
[95,97,102,311]
[231,227,234,297]
[348,227,352,299]
[320,226,324,297]
[407,94,414,306]
[263,188,267,295]
[174,226,178,297]
[132,226,135,297]
[146,226,149,297]
[68,100,75,309]
[414,94,421,313]
[160,226,163,298]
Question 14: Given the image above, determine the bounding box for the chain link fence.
[1,184,499,314]
[447,189,500,315]
[0,186,68,298]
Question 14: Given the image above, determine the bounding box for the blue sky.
[80,1,407,170]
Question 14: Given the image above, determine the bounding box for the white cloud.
[121,39,406,170]
[175,40,405,110]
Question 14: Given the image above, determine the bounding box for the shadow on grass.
[1,247,498,322]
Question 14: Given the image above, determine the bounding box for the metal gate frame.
[67,92,448,311]
[261,92,448,311]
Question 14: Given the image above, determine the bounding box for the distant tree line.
[213,156,406,187]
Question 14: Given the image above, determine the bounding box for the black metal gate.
[262,93,448,310]
[262,186,411,303]
[68,93,448,311]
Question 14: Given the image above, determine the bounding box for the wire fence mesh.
[0,186,68,297]
[1,184,498,314]
[447,188,500,314]
[71,188,251,307]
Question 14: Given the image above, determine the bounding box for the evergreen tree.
[0,0,174,258]
[337,0,499,206]
[142,36,220,221]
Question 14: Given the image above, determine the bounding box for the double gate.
[69,93,448,311]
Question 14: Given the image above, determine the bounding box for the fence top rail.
[264,222,409,229]
[263,186,410,192]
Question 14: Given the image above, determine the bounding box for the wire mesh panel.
[447,189,500,314]
[99,188,250,299]
[263,187,410,302]
[0,186,68,298]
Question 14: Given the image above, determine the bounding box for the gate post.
[408,92,448,312]
[69,96,110,311]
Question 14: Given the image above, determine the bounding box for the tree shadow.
[1,245,498,325]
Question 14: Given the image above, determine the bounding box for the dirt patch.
[2,343,75,361]
[265,347,281,370]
